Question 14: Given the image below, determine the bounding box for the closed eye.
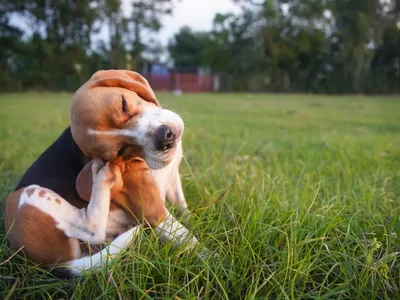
[122,95,132,117]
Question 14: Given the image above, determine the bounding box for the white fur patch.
[67,226,141,274]
[87,108,183,145]
[18,181,111,244]
[165,166,188,212]
[105,208,132,242]
[87,107,184,170]
[135,107,184,146]
[155,213,198,246]
[18,185,80,232]
[87,128,136,138]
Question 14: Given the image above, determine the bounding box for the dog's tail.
[54,226,140,277]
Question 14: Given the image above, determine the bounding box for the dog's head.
[71,69,183,169]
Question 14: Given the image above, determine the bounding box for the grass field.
[0,92,400,299]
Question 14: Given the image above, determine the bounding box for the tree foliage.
[0,0,174,91]
[1,0,399,93]
[169,0,400,93]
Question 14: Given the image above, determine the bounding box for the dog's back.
[15,127,88,208]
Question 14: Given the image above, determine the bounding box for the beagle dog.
[4,70,200,277]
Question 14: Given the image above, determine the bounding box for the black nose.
[155,125,176,151]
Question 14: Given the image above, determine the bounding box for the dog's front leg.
[155,212,198,250]
[166,170,189,215]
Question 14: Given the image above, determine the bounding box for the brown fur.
[76,158,167,226]
[5,70,168,268]
[5,188,80,265]
[4,155,165,268]
[71,70,160,162]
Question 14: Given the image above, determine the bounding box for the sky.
[121,0,241,45]
[9,0,241,59]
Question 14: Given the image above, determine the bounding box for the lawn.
[1,92,400,299]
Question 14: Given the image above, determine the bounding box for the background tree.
[0,10,23,90]
[127,0,175,70]
[168,26,211,68]
[168,0,400,94]
[0,0,399,94]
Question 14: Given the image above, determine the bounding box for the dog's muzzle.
[154,125,181,151]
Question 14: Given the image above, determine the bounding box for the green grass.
[1,92,400,299]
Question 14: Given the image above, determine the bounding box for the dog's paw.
[92,159,117,188]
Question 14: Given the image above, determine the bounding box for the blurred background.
[1,0,399,94]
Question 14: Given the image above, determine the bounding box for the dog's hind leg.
[14,159,117,245]
[65,226,141,275]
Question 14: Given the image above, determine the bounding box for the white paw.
[92,159,117,188]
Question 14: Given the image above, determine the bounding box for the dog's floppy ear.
[88,70,160,106]
[76,159,126,202]
[76,161,93,202]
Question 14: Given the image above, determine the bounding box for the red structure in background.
[146,73,214,93]
[171,73,214,93]
[140,60,215,93]
[146,75,170,91]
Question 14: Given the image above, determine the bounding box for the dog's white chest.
[151,142,182,198]
[105,209,132,241]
